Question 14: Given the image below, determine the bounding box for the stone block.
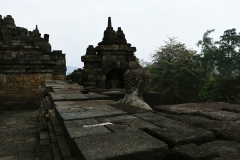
[84,62,99,68]
[56,136,72,158]
[119,45,128,50]
[134,112,215,148]
[81,55,101,62]
[153,102,240,121]
[50,92,89,101]
[51,143,62,160]
[74,130,169,160]
[44,55,50,59]
[126,55,136,61]
[116,55,125,61]
[54,100,124,121]
[87,74,95,79]
[64,118,110,139]
[171,140,240,160]
[84,94,110,100]
[128,47,137,52]
[96,114,159,132]
[50,116,59,126]
[99,52,110,55]
[53,125,63,136]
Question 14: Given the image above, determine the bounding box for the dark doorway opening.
[106,69,125,89]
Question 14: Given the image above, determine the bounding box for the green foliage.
[147,28,240,104]
[215,28,240,79]
[197,28,240,103]
[199,78,223,102]
[148,37,204,104]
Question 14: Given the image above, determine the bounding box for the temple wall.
[0,15,66,110]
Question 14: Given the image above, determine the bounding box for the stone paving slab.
[96,114,159,132]
[165,114,240,142]
[154,102,240,121]
[50,92,90,101]
[134,112,215,148]
[0,110,39,159]
[54,100,125,121]
[74,129,169,160]
[171,140,240,160]
[64,118,111,139]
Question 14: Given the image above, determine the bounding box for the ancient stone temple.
[81,17,140,89]
[0,15,66,110]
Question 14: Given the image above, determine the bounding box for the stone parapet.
[42,80,240,160]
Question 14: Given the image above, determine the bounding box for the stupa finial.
[108,17,112,27]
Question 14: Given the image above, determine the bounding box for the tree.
[148,37,204,104]
[197,29,240,103]
[197,29,218,79]
[215,28,240,79]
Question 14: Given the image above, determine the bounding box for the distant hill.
[66,66,78,75]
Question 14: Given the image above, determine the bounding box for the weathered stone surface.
[53,125,64,136]
[64,118,110,139]
[74,130,169,160]
[84,93,110,100]
[54,100,116,113]
[0,15,66,110]
[165,114,240,142]
[134,112,215,148]
[50,92,89,101]
[171,140,240,160]
[96,114,159,132]
[56,136,72,158]
[50,116,59,126]
[54,100,125,121]
[51,143,62,160]
[154,102,240,121]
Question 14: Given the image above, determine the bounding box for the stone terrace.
[42,80,240,160]
[0,109,51,159]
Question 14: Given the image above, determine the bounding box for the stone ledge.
[74,130,169,160]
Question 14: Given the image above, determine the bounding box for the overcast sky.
[1,0,240,68]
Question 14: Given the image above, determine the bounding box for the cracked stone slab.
[54,100,125,121]
[154,102,240,121]
[64,118,111,139]
[74,129,169,160]
[134,112,215,148]
[171,140,240,160]
[165,114,240,142]
[96,114,159,132]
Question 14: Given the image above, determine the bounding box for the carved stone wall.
[0,15,66,110]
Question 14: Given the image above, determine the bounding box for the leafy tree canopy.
[148,37,204,104]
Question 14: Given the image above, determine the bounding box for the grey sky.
[1,0,240,68]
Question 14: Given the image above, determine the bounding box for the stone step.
[47,113,73,159]
[56,135,72,159]
[51,143,62,160]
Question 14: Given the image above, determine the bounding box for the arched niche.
[100,61,129,89]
